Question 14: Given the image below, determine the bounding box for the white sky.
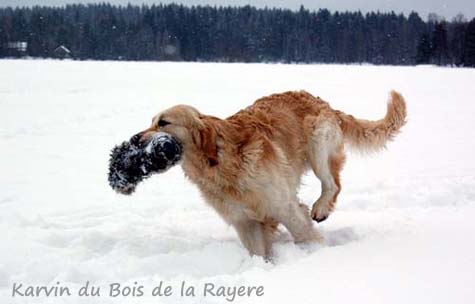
[1,0,473,20]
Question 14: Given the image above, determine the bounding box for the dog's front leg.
[233,220,271,260]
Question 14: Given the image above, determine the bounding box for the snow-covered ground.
[1,60,475,304]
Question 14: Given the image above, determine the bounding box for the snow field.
[1,60,475,303]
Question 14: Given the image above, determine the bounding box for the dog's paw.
[311,203,331,223]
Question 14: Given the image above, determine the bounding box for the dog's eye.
[158,119,170,127]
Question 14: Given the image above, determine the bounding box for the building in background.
[5,41,28,57]
[54,45,72,59]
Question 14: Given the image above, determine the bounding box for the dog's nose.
[130,133,142,146]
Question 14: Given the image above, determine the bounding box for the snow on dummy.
[108,132,182,194]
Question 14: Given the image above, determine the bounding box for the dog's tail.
[335,90,407,153]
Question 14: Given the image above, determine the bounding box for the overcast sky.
[1,0,474,20]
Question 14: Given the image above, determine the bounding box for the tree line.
[0,3,474,66]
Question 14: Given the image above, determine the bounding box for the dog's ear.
[193,124,218,167]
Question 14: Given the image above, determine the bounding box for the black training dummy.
[108,132,182,194]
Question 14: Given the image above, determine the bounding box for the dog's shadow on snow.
[322,227,360,247]
[269,226,360,264]
[273,226,359,247]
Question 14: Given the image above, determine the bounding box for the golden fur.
[135,90,407,259]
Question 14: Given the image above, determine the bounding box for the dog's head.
[132,105,219,167]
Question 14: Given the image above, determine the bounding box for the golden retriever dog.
[133,90,406,259]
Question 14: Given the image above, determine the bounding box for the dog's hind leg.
[306,114,346,222]
[273,199,323,244]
